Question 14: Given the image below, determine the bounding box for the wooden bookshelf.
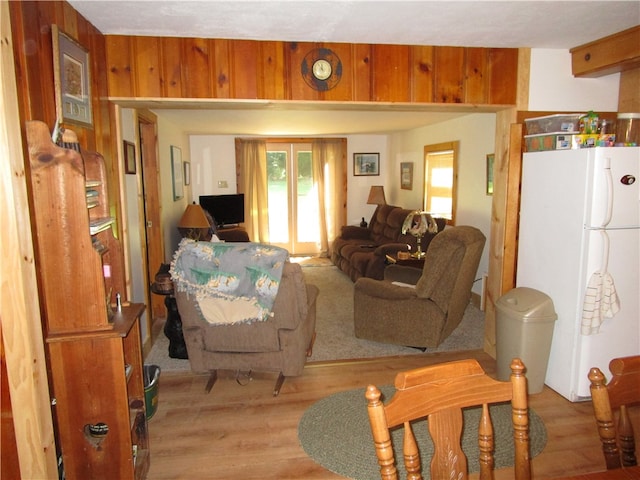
[27,121,149,480]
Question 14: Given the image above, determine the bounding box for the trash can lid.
[497,287,557,321]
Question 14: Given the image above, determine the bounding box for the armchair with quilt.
[171,240,318,396]
[354,226,485,348]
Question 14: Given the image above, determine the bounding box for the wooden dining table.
[552,465,640,479]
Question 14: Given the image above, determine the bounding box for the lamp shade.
[401,210,437,237]
[366,185,386,205]
[178,203,210,229]
[401,210,438,258]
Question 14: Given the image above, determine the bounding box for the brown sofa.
[172,242,318,396]
[353,225,486,348]
[331,204,445,281]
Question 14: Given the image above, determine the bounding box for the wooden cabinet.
[26,121,149,480]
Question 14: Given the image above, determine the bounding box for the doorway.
[266,141,320,255]
[137,111,165,339]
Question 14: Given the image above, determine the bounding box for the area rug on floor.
[298,386,547,480]
[145,263,485,371]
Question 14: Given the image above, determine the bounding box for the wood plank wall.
[10,1,111,157]
[9,1,520,180]
[105,37,519,105]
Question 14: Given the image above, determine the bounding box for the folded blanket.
[170,239,289,325]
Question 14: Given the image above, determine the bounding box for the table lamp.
[366,185,387,205]
[401,210,437,258]
[177,202,211,240]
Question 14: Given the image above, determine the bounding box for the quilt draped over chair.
[171,239,288,326]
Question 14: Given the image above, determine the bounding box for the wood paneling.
[0,338,21,479]
[372,44,411,102]
[465,47,487,103]
[488,49,520,105]
[353,44,372,101]
[2,4,59,478]
[106,35,134,98]
[160,37,183,97]
[412,46,435,102]
[287,41,319,101]
[103,35,519,105]
[182,38,213,98]
[259,41,286,100]
[230,40,259,99]
[435,46,465,103]
[323,42,354,102]
[134,36,162,98]
[213,39,231,98]
[485,108,517,358]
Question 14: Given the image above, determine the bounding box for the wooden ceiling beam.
[571,26,640,78]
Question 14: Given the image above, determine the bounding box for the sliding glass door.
[266,142,320,255]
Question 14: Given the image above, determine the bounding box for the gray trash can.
[496,287,557,394]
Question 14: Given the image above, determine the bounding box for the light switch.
[218,180,228,188]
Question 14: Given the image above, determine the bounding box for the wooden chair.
[588,355,640,470]
[365,358,531,480]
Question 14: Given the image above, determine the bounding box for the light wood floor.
[146,349,638,479]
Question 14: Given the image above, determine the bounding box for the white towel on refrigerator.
[581,270,620,335]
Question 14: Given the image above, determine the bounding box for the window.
[423,141,458,225]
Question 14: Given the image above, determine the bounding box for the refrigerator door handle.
[601,157,614,228]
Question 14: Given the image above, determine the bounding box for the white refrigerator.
[517,147,639,402]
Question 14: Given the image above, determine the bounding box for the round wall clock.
[301,48,342,91]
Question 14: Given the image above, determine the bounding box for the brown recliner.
[353,225,485,348]
[175,260,318,396]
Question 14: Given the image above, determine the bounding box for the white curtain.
[235,138,269,242]
[312,139,346,256]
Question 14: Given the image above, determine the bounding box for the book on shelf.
[89,217,115,235]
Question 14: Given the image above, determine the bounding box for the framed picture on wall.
[354,153,380,176]
[52,25,93,127]
[171,145,184,200]
[124,141,136,174]
[400,162,413,190]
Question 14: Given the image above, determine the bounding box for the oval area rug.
[298,386,547,480]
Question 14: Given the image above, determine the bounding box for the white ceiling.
[69,0,640,135]
[120,100,494,135]
[69,1,639,49]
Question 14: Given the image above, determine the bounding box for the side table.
[150,283,188,359]
[385,253,425,270]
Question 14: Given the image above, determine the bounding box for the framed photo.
[400,162,413,190]
[353,153,379,176]
[52,25,93,127]
[124,141,136,174]
[486,153,495,196]
[171,146,184,201]
[183,161,191,186]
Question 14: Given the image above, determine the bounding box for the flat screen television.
[199,194,245,228]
